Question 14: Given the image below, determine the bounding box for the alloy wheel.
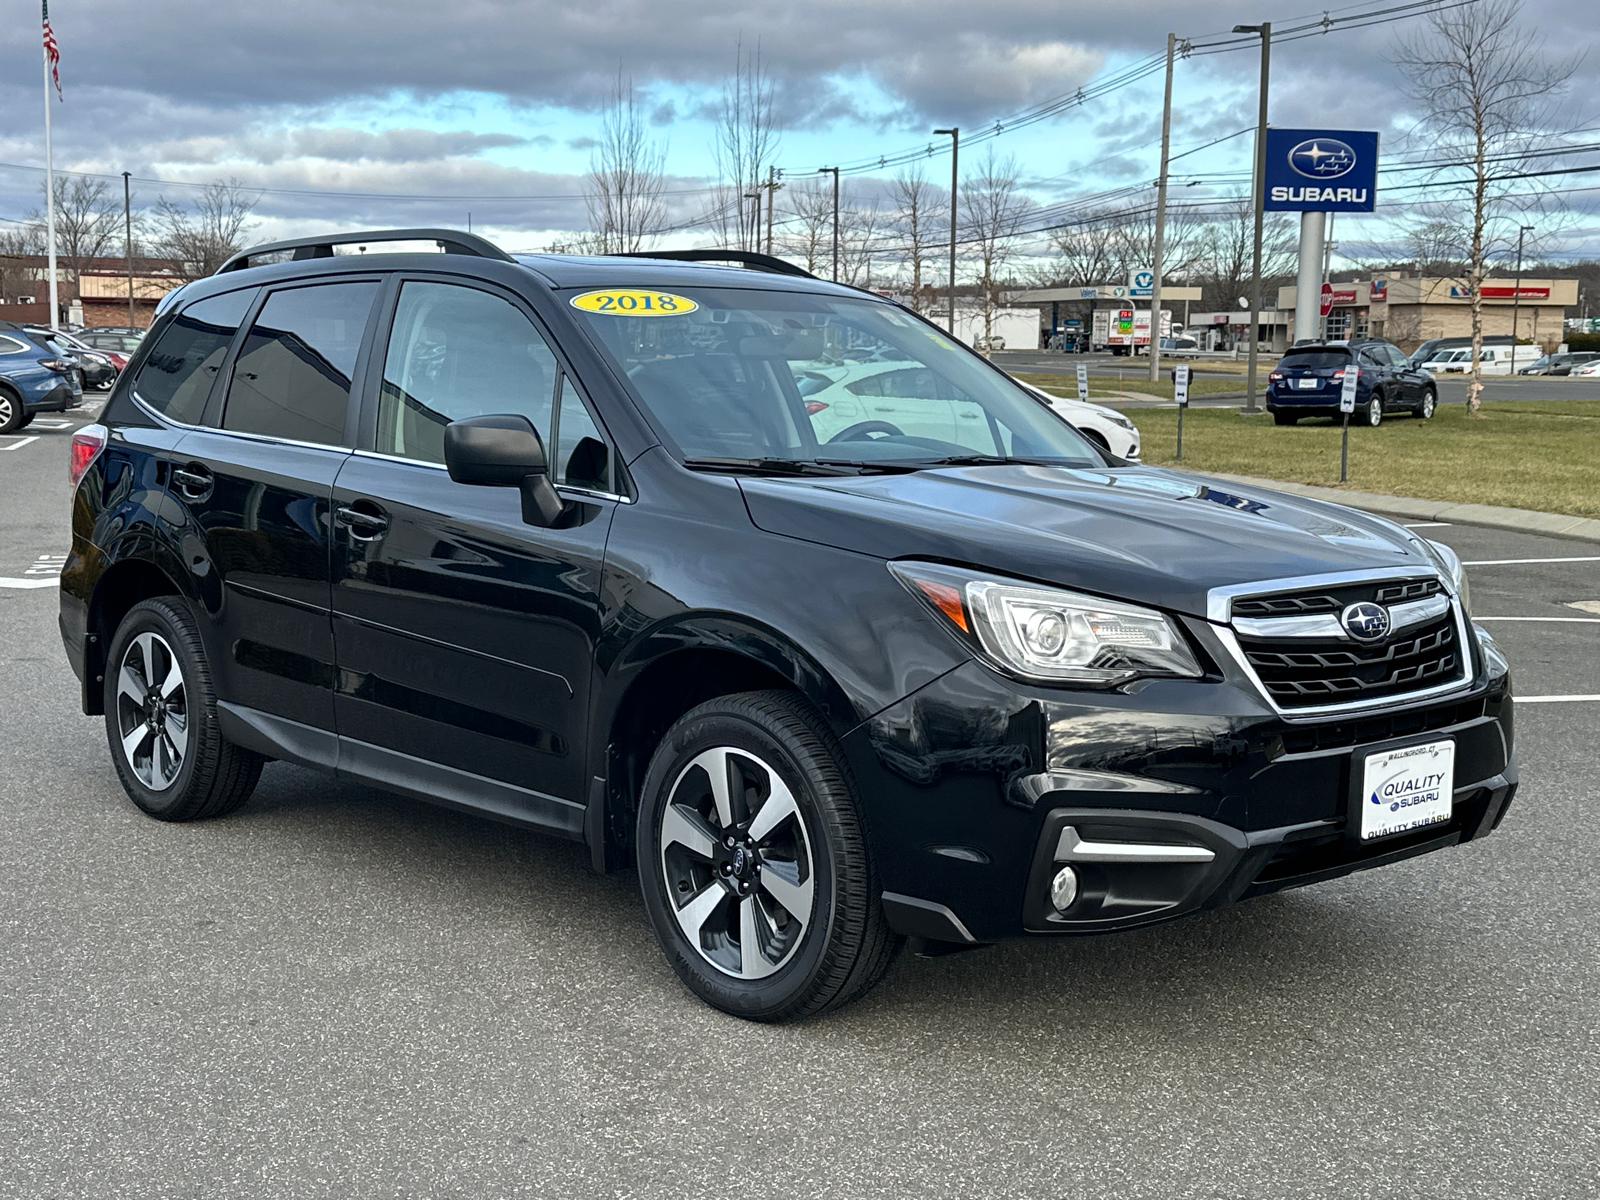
[0,394,13,428]
[659,745,815,980]
[1420,391,1436,418]
[1367,395,1383,426]
[114,631,189,792]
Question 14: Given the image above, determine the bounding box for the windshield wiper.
[681,456,860,477]
[896,454,1069,468]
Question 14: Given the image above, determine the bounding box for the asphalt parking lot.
[2,403,1597,1198]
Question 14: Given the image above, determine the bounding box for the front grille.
[1231,577,1442,618]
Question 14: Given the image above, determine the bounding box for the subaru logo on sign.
[1341,602,1391,643]
[1289,138,1357,180]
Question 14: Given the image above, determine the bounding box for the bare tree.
[838,194,886,288]
[1394,0,1578,411]
[705,38,779,250]
[888,169,947,313]
[584,73,669,254]
[1111,203,1198,284]
[1188,198,1295,311]
[1044,208,1123,287]
[777,178,833,275]
[959,151,1028,352]
[154,180,259,280]
[27,175,122,283]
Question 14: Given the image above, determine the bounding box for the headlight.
[1420,538,1470,616]
[890,562,1203,685]
[1108,412,1135,430]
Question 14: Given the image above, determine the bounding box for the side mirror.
[443,414,565,527]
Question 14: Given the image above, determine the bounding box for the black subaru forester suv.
[61,230,1516,1021]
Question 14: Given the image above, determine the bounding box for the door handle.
[172,464,213,500]
[335,502,389,540]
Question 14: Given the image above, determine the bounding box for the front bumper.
[846,625,1514,944]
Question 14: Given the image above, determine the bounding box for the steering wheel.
[827,420,904,444]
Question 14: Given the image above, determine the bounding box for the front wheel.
[1366,392,1384,427]
[1416,389,1436,419]
[637,691,900,1021]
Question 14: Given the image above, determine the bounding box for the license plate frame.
[1297,377,1320,389]
[1351,739,1456,843]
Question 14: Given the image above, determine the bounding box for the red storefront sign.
[1448,284,1551,299]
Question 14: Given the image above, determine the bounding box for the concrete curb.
[1196,472,1600,545]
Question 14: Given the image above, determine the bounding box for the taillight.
[1269,371,1283,381]
[805,401,829,416]
[1331,368,1346,379]
[68,424,107,487]
[38,356,71,374]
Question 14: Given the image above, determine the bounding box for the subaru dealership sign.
[1263,129,1379,213]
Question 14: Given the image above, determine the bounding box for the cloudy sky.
[1,0,1595,263]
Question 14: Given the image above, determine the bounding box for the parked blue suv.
[0,321,84,433]
[1267,339,1437,427]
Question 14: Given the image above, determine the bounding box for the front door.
[172,279,379,731]
[331,278,618,814]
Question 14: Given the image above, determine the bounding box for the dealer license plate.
[1361,740,1455,840]
[1297,377,1320,389]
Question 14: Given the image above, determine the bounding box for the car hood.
[738,465,1434,619]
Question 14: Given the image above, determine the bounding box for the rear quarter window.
[130,289,256,424]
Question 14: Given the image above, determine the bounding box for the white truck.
[1092,308,1172,355]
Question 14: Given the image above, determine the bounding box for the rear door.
[330,276,619,819]
[170,278,380,734]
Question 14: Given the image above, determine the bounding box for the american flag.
[43,0,62,100]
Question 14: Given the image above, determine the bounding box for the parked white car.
[1420,348,1472,372]
[1017,381,1142,460]
[1571,358,1600,376]
[1421,345,1540,374]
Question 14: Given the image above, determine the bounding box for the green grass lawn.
[1015,372,1244,403]
[1119,400,1600,518]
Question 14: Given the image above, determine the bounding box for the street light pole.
[817,167,840,281]
[122,171,135,329]
[933,127,959,336]
[1511,224,1534,357]
[1235,21,1271,413]
[1149,34,1177,383]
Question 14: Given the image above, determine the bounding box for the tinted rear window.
[130,290,255,424]
[1277,351,1350,370]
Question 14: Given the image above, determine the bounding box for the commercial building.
[1277,274,1577,350]
[0,254,183,328]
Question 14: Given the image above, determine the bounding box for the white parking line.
[0,436,39,451]
[1475,616,1600,623]
[1402,522,1453,528]
[1519,695,1600,704]
[30,420,72,430]
[1463,556,1600,566]
[0,578,56,589]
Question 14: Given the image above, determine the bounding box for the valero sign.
[1263,129,1379,214]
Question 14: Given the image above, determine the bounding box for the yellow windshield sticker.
[570,289,698,316]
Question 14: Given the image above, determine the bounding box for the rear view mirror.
[443,414,565,527]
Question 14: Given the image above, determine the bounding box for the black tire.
[0,387,23,435]
[1366,391,1384,427]
[637,690,901,1021]
[1416,388,1437,419]
[103,597,263,821]
[17,412,35,429]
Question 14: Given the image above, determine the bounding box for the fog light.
[1049,865,1079,913]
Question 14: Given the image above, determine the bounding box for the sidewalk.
[1196,472,1600,545]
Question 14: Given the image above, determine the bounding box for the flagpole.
[41,5,59,332]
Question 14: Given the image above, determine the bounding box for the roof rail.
[215,228,513,275]
[608,249,815,279]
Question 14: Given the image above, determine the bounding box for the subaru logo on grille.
[1341,602,1391,643]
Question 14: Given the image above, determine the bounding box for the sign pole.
[1339,365,1359,482]
[1294,210,1325,345]
[1148,33,1176,384]
[1174,363,1190,461]
[41,11,59,332]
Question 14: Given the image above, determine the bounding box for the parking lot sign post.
[1076,362,1088,403]
[1339,365,1358,482]
[1173,363,1190,461]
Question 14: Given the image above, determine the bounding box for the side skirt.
[216,701,586,840]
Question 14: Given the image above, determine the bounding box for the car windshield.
[1277,350,1350,370]
[567,286,1102,468]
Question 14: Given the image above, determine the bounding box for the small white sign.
[1361,740,1454,840]
[1076,363,1089,403]
[1173,364,1190,407]
[1340,366,1359,413]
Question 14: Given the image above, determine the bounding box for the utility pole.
[1234,21,1271,413]
[1321,212,1336,340]
[817,167,840,281]
[122,171,135,328]
[41,18,59,332]
[1148,34,1177,383]
[765,166,780,256]
[934,127,959,336]
[1511,224,1534,356]
[743,191,762,253]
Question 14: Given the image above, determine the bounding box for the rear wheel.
[637,691,900,1021]
[104,597,263,821]
[1273,411,1298,426]
[1416,389,1437,419]
[1366,392,1384,427]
